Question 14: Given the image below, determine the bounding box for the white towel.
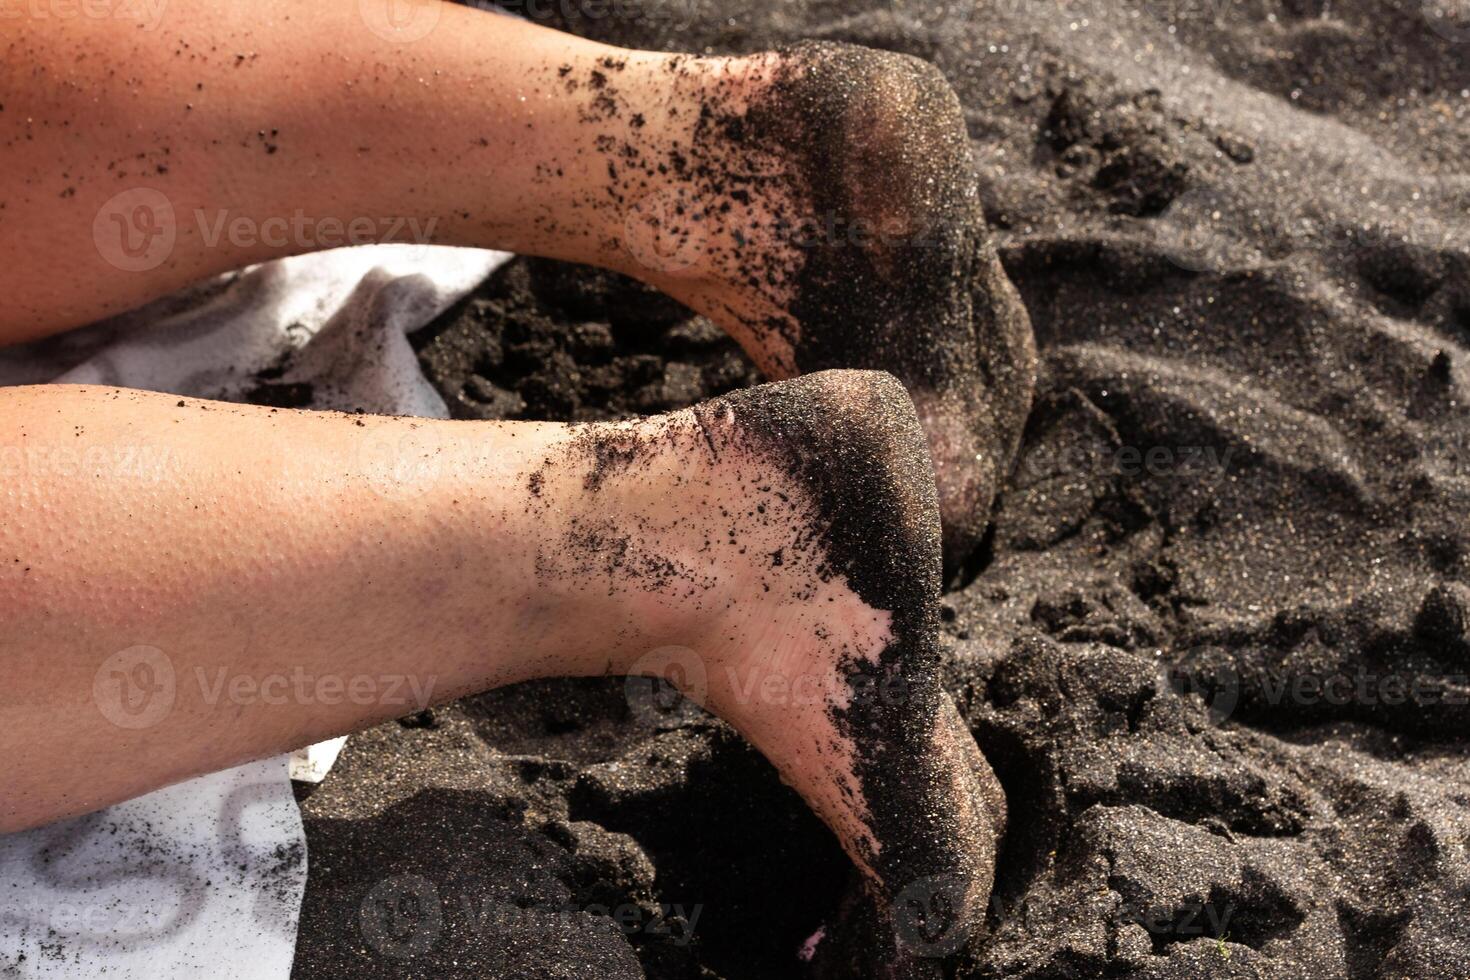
[0,243,511,979]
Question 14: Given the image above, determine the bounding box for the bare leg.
[0,371,1003,970]
[1,1,743,336]
[1,0,1035,571]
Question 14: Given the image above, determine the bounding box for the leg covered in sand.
[2,0,1035,572]
[0,372,1004,970]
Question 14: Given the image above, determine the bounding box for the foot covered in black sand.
[564,371,1008,973]
[621,42,1038,578]
[710,372,1006,974]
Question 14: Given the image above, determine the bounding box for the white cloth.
[0,244,510,979]
[0,758,303,979]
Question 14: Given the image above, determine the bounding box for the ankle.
[684,371,946,727]
[561,370,943,691]
[706,369,944,621]
[611,52,797,289]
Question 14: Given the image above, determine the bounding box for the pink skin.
[0,2,788,354]
[0,376,1003,970]
[2,0,1035,578]
[2,2,1012,967]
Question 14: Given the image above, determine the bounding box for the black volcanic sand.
[284,1,1470,978]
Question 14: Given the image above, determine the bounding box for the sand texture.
[279,1,1470,977]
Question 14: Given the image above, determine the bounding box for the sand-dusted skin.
[5,11,1036,577]
[748,43,1038,582]
[567,43,1039,578]
[712,373,1009,976]
[520,371,1007,973]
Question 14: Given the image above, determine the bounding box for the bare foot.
[527,370,1006,970]
[603,44,1038,578]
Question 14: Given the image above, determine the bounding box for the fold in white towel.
[0,244,511,979]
